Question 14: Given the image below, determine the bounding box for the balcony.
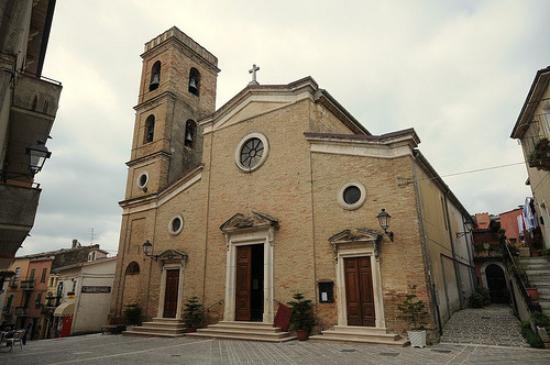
[20,279,35,291]
[6,72,62,179]
[528,137,550,171]
[473,243,503,260]
[0,184,41,258]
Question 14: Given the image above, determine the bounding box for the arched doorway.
[485,264,509,303]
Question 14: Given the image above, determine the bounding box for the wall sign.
[318,281,334,303]
[81,286,111,294]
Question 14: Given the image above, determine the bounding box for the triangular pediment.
[220,211,279,233]
[329,228,381,244]
[157,249,187,262]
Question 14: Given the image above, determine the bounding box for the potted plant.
[398,293,429,348]
[183,296,204,333]
[288,292,315,341]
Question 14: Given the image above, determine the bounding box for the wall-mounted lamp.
[377,208,394,241]
[26,140,51,175]
[142,240,158,260]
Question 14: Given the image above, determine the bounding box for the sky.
[20,0,549,256]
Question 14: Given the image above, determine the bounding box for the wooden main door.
[235,246,252,321]
[344,256,376,326]
[163,269,179,318]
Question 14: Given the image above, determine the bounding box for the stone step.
[310,333,407,346]
[208,323,281,333]
[522,262,550,269]
[519,257,549,264]
[151,317,184,322]
[309,326,407,346]
[140,321,186,329]
[187,331,296,342]
[216,321,277,329]
[525,269,550,276]
[195,328,289,339]
[540,301,550,310]
[122,330,185,338]
[129,325,186,334]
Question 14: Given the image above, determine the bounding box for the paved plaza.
[440,305,529,347]
[1,332,549,365]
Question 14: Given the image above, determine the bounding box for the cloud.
[22,0,548,255]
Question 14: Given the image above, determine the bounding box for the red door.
[60,317,72,337]
[344,257,376,326]
[163,269,180,318]
[235,246,252,321]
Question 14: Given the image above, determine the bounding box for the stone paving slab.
[1,332,549,365]
[440,304,529,347]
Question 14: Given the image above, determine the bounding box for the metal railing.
[501,241,541,313]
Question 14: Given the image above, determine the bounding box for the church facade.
[110,27,475,342]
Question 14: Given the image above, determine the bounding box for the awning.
[54,301,75,317]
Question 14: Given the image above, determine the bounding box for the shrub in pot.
[183,296,204,332]
[288,292,315,341]
[398,293,429,348]
[123,304,142,326]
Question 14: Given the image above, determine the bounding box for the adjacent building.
[52,257,116,337]
[1,242,107,339]
[0,0,62,272]
[511,66,550,249]
[111,27,475,343]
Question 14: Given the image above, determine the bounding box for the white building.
[53,257,116,336]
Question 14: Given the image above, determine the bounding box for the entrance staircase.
[310,326,408,345]
[520,256,550,316]
[187,321,296,342]
[123,318,186,337]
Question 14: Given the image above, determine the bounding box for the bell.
[185,130,193,144]
[189,77,198,93]
[150,73,160,89]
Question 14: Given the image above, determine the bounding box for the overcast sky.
[20,0,549,256]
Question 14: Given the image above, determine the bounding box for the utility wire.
[434,162,526,180]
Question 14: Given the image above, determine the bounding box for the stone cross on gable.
[248,64,260,85]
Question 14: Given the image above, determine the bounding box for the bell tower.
[125,27,219,200]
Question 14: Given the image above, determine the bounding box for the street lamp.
[142,240,153,257]
[26,140,51,175]
[377,208,394,241]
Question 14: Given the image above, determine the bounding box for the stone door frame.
[157,263,185,319]
[336,246,385,329]
[223,228,275,324]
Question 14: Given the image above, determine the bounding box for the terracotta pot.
[527,287,540,300]
[296,329,309,341]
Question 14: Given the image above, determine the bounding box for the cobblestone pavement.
[440,304,529,347]
[1,332,549,365]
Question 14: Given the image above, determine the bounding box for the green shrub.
[123,304,142,325]
[183,296,204,330]
[288,292,315,332]
[531,312,550,328]
[469,288,491,308]
[521,321,545,348]
[397,293,428,330]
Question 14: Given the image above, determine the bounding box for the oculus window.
[168,215,184,235]
[338,182,366,210]
[235,133,269,172]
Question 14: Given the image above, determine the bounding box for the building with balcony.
[0,241,108,338]
[0,0,63,271]
[511,66,550,249]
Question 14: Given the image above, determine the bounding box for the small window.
[30,269,35,279]
[137,172,149,190]
[338,182,366,210]
[144,115,155,144]
[168,215,184,235]
[188,68,200,96]
[149,61,161,91]
[184,120,196,148]
[40,268,47,283]
[15,267,20,278]
[125,262,140,275]
[441,196,449,231]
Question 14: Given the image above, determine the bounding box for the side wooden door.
[163,269,179,318]
[344,257,376,326]
[235,245,252,321]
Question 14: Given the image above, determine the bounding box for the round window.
[338,182,366,210]
[235,133,269,172]
[168,215,184,235]
[137,172,148,189]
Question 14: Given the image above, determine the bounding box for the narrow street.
[441,305,528,347]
